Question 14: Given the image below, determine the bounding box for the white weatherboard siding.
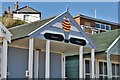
[13,13,40,23]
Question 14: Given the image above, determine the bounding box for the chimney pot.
[14,1,19,11]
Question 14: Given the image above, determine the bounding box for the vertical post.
[107,53,112,78]
[91,49,95,78]
[96,59,99,78]
[1,38,8,78]
[61,53,65,78]
[34,50,39,78]
[79,46,83,78]
[28,38,34,78]
[45,40,50,78]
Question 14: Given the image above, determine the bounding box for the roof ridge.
[13,5,41,13]
[74,14,120,26]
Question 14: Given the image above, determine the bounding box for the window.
[95,23,100,28]
[84,59,96,78]
[112,63,120,79]
[101,24,106,30]
[24,15,29,21]
[95,22,111,31]
[106,25,110,30]
[99,61,107,79]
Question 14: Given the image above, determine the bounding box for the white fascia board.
[0,22,12,43]
[106,35,120,53]
[28,11,67,36]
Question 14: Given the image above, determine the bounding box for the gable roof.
[9,16,55,40]
[8,14,120,53]
[28,11,96,49]
[90,29,120,52]
[12,6,41,14]
[74,14,120,27]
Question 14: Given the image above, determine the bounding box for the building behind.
[12,2,41,23]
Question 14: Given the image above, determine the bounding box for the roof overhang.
[106,35,120,54]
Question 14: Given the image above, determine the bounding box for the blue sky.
[1,2,119,23]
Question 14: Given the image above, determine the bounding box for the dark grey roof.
[12,6,41,14]
[74,14,120,26]
[9,16,55,40]
[90,29,120,52]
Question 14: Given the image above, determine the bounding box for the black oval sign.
[44,33,64,41]
[70,37,86,46]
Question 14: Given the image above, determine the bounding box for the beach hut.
[4,10,96,78]
[0,22,12,79]
[66,29,120,79]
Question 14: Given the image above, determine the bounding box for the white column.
[28,38,34,78]
[79,46,83,78]
[96,59,99,78]
[1,38,8,78]
[45,40,50,78]
[61,53,65,78]
[34,50,39,78]
[107,53,112,78]
[91,49,95,78]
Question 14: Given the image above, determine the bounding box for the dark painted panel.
[39,51,45,78]
[39,52,61,78]
[66,55,79,78]
[50,53,61,78]
[8,47,28,78]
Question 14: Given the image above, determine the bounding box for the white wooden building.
[12,3,41,23]
[1,10,96,79]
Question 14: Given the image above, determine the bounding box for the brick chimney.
[7,6,10,14]
[14,2,18,11]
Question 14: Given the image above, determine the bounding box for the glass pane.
[104,62,107,75]
[101,24,106,30]
[117,77,120,80]
[112,77,116,80]
[99,62,103,74]
[116,64,120,76]
[95,23,100,28]
[106,25,110,30]
[85,60,90,73]
[112,64,115,75]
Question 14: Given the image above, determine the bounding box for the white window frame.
[98,59,120,79]
[111,62,120,79]
[98,60,107,78]
[84,58,97,78]
[95,22,111,31]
